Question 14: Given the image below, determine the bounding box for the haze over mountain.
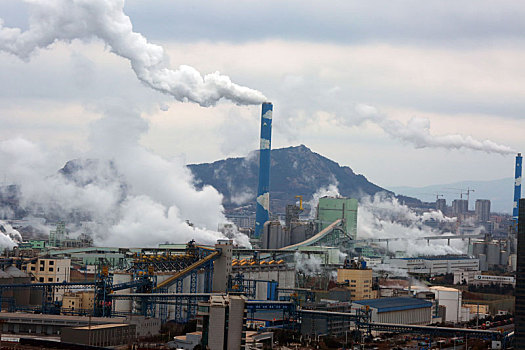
[188,145,422,214]
[391,178,514,214]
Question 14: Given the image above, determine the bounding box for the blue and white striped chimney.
[513,153,522,221]
[254,102,273,238]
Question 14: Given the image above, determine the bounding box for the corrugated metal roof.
[353,297,432,313]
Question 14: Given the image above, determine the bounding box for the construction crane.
[447,187,475,207]
[295,195,303,210]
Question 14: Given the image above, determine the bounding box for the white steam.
[358,193,466,256]
[0,106,251,248]
[0,220,22,248]
[0,0,266,106]
[294,252,323,276]
[306,181,340,219]
[355,104,515,155]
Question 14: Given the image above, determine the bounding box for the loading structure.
[0,241,222,323]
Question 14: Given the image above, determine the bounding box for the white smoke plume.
[0,0,266,106]
[0,220,22,248]
[358,193,466,256]
[306,181,340,219]
[294,252,323,276]
[0,106,251,248]
[355,104,515,155]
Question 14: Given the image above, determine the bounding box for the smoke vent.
[514,153,522,221]
[254,102,273,238]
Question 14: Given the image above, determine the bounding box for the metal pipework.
[255,102,273,238]
[514,152,522,221]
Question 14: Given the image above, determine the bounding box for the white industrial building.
[429,286,470,323]
[385,256,479,276]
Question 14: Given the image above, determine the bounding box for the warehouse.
[353,297,432,325]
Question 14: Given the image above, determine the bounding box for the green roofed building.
[317,197,358,240]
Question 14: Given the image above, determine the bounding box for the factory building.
[300,300,352,337]
[197,295,247,350]
[232,261,295,300]
[22,257,71,283]
[353,297,432,325]
[470,241,510,271]
[337,262,373,300]
[62,291,94,313]
[429,286,469,323]
[61,323,135,347]
[317,197,358,240]
[385,256,479,276]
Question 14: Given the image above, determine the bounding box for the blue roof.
[353,297,432,313]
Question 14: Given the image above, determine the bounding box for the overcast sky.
[1,0,525,189]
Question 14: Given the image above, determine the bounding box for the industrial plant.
[0,103,517,350]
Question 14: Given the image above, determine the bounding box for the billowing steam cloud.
[358,193,466,256]
[356,104,515,155]
[0,0,266,106]
[0,106,251,248]
[308,183,465,256]
[0,221,22,248]
[306,180,340,219]
[294,252,323,276]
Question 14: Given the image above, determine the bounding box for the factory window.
[39,277,44,282]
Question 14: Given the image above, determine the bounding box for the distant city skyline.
[1,1,525,188]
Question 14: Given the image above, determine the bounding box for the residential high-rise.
[436,198,447,214]
[475,199,491,222]
[452,199,468,215]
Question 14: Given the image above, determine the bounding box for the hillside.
[188,145,416,214]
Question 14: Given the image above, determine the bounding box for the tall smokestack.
[255,102,273,238]
[514,153,522,221]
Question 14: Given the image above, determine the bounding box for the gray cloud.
[121,0,525,45]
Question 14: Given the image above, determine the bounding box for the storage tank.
[478,254,488,271]
[486,243,500,266]
[500,250,509,266]
[471,242,486,257]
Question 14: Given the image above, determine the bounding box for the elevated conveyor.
[279,219,345,250]
[154,250,220,290]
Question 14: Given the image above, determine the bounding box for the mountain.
[391,178,514,214]
[188,145,420,214]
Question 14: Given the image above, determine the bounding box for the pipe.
[255,102,273,238]
[513,153,522,221]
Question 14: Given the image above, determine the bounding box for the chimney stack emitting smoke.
[255,102,273,238]
[514,152,522,221]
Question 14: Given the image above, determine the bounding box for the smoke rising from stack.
[0,0,266,106]
[356,104,515,155]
